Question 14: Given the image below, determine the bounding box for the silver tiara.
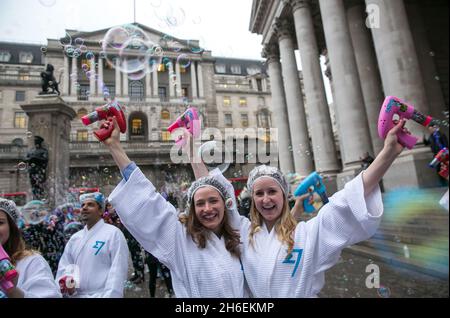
[0,198,19,223]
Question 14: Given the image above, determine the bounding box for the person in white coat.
[55,192,129,298]
[102,118,244,298]
[190,119,408,298]
[0,198,61,298]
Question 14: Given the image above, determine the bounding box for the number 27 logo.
[93,241,105,255]
[283,248,303,277]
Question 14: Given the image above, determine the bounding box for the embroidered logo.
[93,241,106,255]
[283,248,303,277]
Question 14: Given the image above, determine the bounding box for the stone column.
[262,44,295,174]
[63,55,69,95]
[406,2,446,119]
[347,2,385,154]
[115,58,122,96]
[275,19,314,175]
[365,0,440,189]
[190,61,198,99]
[122,60,128,96]
[366,0,430,138]
[145,65,152,99]
[319,0,373,171]
[97,56,103,97]
[152,67,159,98]
[197,63,204,98]
[175,59,182,98]
[290,0,340,173]
[21,95,76,209]
[70,57,77,97]
[168,59,175,98]
[89,56,96,97]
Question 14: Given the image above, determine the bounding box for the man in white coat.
[55,192,129,298]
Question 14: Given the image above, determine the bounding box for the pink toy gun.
[378,96,441,149]
[0,244,18,292]
[81,99,127,141]
[429,147,449,179]
[167,107,200,147]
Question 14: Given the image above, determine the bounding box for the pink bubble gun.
[0,244,18,292]
[81,99,127,141]
[378,96,441,149]
[167,107,200,147]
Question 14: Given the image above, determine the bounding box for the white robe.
[108,167,245,298]
[55,219,129,298]
[15,253,62,298]
[214,170,383,298]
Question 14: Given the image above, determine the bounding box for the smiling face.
[253,177,285,230]
[0,210,11,246]
[193,186,225,233]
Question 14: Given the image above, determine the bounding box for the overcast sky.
[0,0,265,59]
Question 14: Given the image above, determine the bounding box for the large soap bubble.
[21,200,50,225]
[198,140,231,174]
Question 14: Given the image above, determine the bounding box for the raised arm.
[102,117,131,171]
[362,119,407,196]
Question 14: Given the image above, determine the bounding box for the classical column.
[190,61,198,99]
[152,67,158,98]
[197,62,204,98]
[318,0,373,168]
[263,44,295,174]
[168,59,175,98]
[347,2,384,154]
[97,56,103,97]
[70,57,77,97]
[406,2,446,119]
[115,58,122,97]
[290,0,340,173]
[63,55,69,95]
[365,0,430,138]
[145,64,152,98]
[175,59,182,98]
[275,19,314,175]
[89,56,96,97]
[122,60,128,96]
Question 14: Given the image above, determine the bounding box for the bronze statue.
[40,64,60,95]
[26,136,49,200]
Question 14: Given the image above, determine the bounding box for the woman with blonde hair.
[0,198,61,298]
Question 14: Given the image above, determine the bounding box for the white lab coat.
[55,219,129,298]
[215,170,383,297]
[108,167,245,298]
[15,253,62,298]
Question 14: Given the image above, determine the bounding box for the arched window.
[128,112,148,141]
[161,109,170,120]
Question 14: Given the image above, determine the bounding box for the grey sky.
[0,0,264,59]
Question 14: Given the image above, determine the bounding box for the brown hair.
[248,197,297,255]
[179,202,241,259]
[3,213,36,265]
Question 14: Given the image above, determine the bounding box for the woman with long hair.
[0,198,61,298]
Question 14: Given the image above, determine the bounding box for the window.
[258,96,265,106]
[77,85,90,101]
[158,63,166,72]
[76,130,88,142]
[0,51,11,62]
[256,79,262,92]
[77,108,88,119]
[19,52,33,64]
[161,131,171,141]
[131,119,144,135]
[158,87,167,101]
[246,66,261,75]
[215,64,226,73]
[14,112,26,128]
[224,113,233,127]
[18,71,30,81]
[181,87,189,99]
[249,80,253,89]
[230,65,241,74]
[15,91,25,102]
[223,96,231,107]
[129,80,144,102]
[241,114,249,127]
[239,97,247,107]
[161,109,170,120]
[103,84,115,98]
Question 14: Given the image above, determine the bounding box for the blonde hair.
[179,203,241,259]
[3,213,37,265]
[249,197,297,255]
